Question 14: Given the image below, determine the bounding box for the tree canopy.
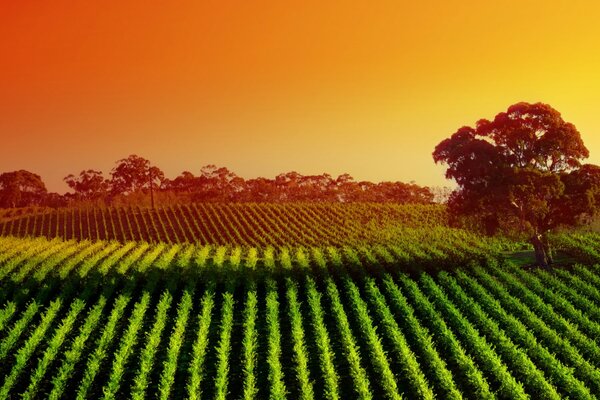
[0,170,47,208]
[64,169,109,201]
[110,155,165,196]
[433,102,600,267]
[0,155,435,208]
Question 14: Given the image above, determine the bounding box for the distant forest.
[0,155,443,208]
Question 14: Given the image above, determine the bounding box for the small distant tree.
[64,169,109,201]
[245,177,277,201]
[374,181,434,204]
[433,102,600,268]
[110,155,164,208]
[167,171,196,193]
[0,170,47,208]
[193,165,239,201]
[45,192,68,208]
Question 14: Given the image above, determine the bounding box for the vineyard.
[1,234,600,399]
[0,203,448,247]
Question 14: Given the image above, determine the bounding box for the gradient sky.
[2,1,600,192]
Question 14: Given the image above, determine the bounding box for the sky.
[2,0,600,193]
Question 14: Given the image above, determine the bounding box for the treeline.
[0,155,437,208]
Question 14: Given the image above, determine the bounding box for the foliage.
[1,235,600,399]
[3,154,436,207]
[0,170,47,208]
[64,169,110,201]
[110,154,165,196]
[434,102,600,267]
[0,203,452,248]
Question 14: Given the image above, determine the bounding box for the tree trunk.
[531,233,550,269]
[541,233,553,265]
[148,172,155,210]
[150,182,155,210]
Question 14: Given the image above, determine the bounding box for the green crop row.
[0,236,600,399]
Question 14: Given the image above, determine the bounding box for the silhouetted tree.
[0,170,47,208]
[45,192,68,208]
[246,177,277,201]
[110,155,164,208]
[434,102,600,267]
[275,172,302,201]
[1,157,435,208]
[64,169,110,201]
[107,162,436,205]
[191,165,240,201]
[167,171,197,193]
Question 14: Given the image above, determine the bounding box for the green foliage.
[241,283,259,400]
[0,203,449,247]
[213,292,235,400]
[0,235,599,399]
[285,278,314,400]
[266,279,287,399]
[186,287,215,400]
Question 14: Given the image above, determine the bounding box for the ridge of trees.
[0,155,436,208]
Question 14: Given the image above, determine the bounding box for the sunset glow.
[2,1,600,192]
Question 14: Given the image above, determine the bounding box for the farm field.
[0,203,448,247]
[3,1,599,399]
[2,235,600,399]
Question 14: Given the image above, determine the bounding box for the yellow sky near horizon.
[1,0,600,191]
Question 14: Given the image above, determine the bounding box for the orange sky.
[2,1,600,192]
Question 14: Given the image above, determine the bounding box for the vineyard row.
[2,237,600,398]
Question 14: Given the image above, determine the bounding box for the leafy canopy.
[64,169,109,200]
[433,102,600,236]
[0,170,47,208]
[110,155,165,195]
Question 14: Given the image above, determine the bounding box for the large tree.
[110,155,164,208]
[64,169,110,201]
[192,165,240,201]
[433,102,600,268]
[0,170,47,208]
